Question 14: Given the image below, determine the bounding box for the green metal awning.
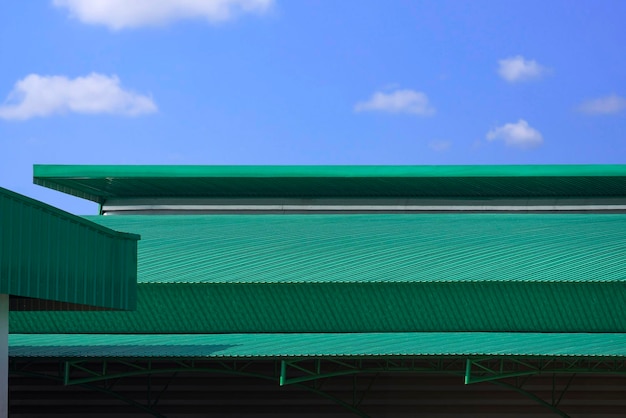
[9,333,626,358]
[0,187,139,310]
[33,165,626,203]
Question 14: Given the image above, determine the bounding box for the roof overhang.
[9,332,626,359]
[33,165,626,207]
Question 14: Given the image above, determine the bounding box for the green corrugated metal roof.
[10,282,626,333]
[9,213,626,333]
[9,333,626,358]
[33,165,626,203]
[0,186,140,310]
[87,214,626,284]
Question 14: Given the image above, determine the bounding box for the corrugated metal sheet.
[87,214,626,284]
[0,187,139,310]
[10,281,626,333]
[10,213,626,332]
[9,332,626,358]
[34,165,626,203]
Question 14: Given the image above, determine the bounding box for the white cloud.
[354,89,435,116]
[498,55,547,83]
[53,0,274,29]
[0,73,157,120]
[578,94,626,115]
[486,119,543,149]
[428,140,451,152]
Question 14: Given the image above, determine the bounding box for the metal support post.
[279,360,287,386]
[1,294,8,418]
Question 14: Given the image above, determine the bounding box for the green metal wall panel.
[9,281,626,333]
[10,332,626,358]
[0,187,139,310]
[34,165,626,202]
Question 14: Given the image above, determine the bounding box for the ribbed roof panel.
[10,213,626,332]
[10,332,626,358]
[87,214,626,284]
[10,281,626,333]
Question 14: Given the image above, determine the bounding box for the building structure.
[7,165,626,417]
[0,185,139,418]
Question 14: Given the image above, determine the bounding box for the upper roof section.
[34,165,626,204]
[89,213,626,284]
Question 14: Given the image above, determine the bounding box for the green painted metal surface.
[9,281,626,333]
[9,213,626,332]
[91,214,625,284]
[34,165,626,203]
[9,332,626,358]
[0,187,139,310]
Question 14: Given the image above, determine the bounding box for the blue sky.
[1,0,625,214]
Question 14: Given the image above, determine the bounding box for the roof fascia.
[34,164,626,179]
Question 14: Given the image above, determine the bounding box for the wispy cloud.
[354,89,435,116]
[0,73,157,121]
[428,140,451,152]
[578,94,626,115]
[53,0,274,30]
[486,119,543,149]
[498,55,547,83]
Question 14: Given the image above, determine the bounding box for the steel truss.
[10,356,626,418]
[464,357,626,384]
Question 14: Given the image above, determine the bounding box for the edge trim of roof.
[0,186,139,240]
[34,164,626,179]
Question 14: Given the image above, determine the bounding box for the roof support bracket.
[464,357,626,385]
[279,358,460,386]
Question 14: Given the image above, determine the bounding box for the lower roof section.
[9,332,626,359]
[10,281,626,333]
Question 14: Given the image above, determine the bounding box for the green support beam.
[16,356,624,418]
[464,357,626,384]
